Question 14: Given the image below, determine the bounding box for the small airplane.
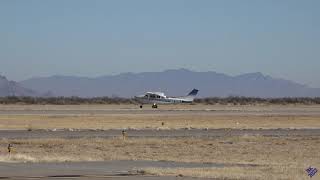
[134,89,199,108]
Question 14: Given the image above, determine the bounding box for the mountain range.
[0,69,319,97]
[0,75,38,97]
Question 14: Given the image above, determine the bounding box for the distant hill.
[19,69,320,98]
[0,75,39,97]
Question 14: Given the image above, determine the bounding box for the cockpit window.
[150,95,156,98]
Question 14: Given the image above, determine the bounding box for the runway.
[0,128,319,139]
[0,106,320,116]
[0,160,223,179]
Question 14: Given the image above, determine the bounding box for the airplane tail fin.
[183,89,199,102]
[187,89,199,97]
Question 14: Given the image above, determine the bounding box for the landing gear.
[138,104,158,109]
[152,103,158,109]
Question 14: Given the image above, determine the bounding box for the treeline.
[194,97,320,105]
[0,96,320,105]
[0,96,134,105]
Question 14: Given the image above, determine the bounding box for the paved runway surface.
[0,107,320,116]
[0,128,319,139]
[0,160,246,179]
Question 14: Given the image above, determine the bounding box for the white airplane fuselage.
[134,89,199,104]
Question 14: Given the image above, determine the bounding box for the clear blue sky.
[1,0,319,87]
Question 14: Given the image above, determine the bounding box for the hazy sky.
[1,0,319,87]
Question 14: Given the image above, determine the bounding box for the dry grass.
[0,115,319,130]
[143,166,306,180]
[0,136,318,166]
[0,135,318,179]
[0,105,318,179]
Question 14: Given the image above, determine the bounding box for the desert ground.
[0,104,319,179]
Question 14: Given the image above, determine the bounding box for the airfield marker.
[7,144,13,155]
[122,130,127,140]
